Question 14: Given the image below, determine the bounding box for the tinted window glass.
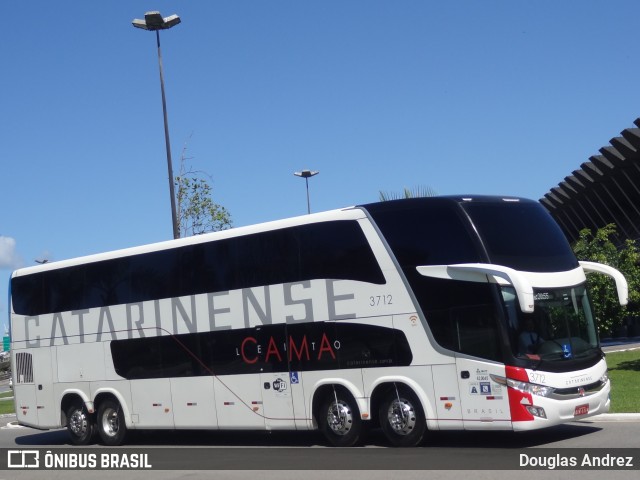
[12,220,385,316]
[462,201,578,272]
[411,278,504,361]
[363,198,509,361]
[364,198,481,269]
[110,322,413,379]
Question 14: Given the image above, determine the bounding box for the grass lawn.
[0,390,14,415]
[605,348,640,413]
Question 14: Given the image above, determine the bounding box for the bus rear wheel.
[96,399,127,446]
[319,388,363,447]
[379,387,427,447]
[66,402,94,446]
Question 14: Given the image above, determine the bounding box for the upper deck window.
[12,220,385,316]
[364,198,481,268]
[461,200,578,272]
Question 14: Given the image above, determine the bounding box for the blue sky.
[2,1,640,330]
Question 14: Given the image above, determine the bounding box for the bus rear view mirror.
[579,261,628,306]
[417,263,535,313]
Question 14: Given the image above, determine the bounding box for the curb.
[602,345,640,353]
[583,413,640,422]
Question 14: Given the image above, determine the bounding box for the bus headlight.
[490,374,555,398]
[521,381,555,397]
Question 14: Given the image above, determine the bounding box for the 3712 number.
[369,295,392,306]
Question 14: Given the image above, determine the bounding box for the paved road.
[0,414,638,479]
[602,342,640,353]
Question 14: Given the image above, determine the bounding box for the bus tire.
[379,387,427,447]
[319,388,363,447]
[66,401,95,446]
[96,399,127,446]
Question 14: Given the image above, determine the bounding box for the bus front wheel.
[379,387,427,447]
[66,402,95,445]
[319,388,363,447]
[96,399,127,446]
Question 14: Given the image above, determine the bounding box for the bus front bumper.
[511,379,610,431]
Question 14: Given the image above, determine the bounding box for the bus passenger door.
[260,371,296,429]
[257,324,297,430]
[452,305,511,429]
[456,357,510,429]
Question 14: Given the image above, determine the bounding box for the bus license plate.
[574,404,589,416]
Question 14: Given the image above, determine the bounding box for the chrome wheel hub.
[327,400,353,436]
[69,409,88,437]
[101,407,120,437]
[387,398,416,435]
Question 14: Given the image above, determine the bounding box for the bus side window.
[452,305,502,362]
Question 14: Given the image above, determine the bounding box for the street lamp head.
[161,14,181,29]
[132,11,181,31]
[294,169,319,214]
[132,18,148,29]
[143,11,164,29]
[294,169,319,179]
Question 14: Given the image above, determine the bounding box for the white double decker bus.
[9,196,627,447]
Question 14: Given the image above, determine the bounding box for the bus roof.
[11,195,536,279]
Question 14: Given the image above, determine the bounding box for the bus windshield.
[502,284,599,362]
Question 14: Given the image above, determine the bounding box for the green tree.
[379,186,437,201]
[175,141,232,237]
[572,224,640,336]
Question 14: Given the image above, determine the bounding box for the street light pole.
[293,169,319,214]
[154,29,179,240]
[133,11,181,239]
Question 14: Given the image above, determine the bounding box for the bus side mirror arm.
[579,261,629,306]
[416,263,535,313]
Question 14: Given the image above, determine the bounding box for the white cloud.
[0,236,21,269]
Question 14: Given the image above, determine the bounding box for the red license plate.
[574,404,589,416]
